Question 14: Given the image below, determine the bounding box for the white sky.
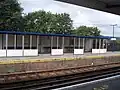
[19,0,120,37]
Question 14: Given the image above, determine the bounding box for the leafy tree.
[0,0,23,31]
[73,26,101,36]
[49,13,73,34]
[24,11,73,34]
[24,10,53,33]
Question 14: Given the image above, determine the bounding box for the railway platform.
[0,52,120,74]
[0,52,120,63]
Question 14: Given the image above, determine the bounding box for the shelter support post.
[78,38,80,49]
[96,39,97,49]
[99,39,101,49]
[62,37,64,50]
[14,35,16,49]
[37,35,39,49]
[30,35,32,49]
[102,39,104,49]
[106,39,107,49]
[51,36,53,50]
[57,36,59,49]
[83,38,85,49]
[6,34,8,57]
[22,35,24,56]
[74,37,76,49]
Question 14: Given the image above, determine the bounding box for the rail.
[0,64,120,90]
[0,62,120,84]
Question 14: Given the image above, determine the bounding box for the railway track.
[0,63,120,90]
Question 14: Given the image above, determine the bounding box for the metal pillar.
[57,36,59,49]
[37,36,39,49]
[78,38,80,49]
[91,39,93,49]
[30,35,32,49]
[102,39,104,49]
[14,35,16,49]
[6,34,8,57]
[106,39,107,49]
[2,34,3,49]
[22,35,24,56]
[83,38,85,49]
[62,37,64,49]
[51,36,53,50]
[99,39,101,49]
[96,39,97,49]
[74,37,76,49]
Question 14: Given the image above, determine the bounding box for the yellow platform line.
[0,54,120,65]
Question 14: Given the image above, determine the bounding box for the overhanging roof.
[56,0,120,15]
[0,31,113,39]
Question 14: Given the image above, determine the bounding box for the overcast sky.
[19,0,120,37]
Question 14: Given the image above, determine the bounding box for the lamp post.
[110,24,117,37]
[110,24,117,52]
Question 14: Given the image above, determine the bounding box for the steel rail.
[1,62,120,84]
[1,62,120,76]
[0,66,120,90]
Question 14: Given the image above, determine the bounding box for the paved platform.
[0,52,120,73]
[0,52,120,61]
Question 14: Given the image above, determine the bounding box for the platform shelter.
[0,31,112,57]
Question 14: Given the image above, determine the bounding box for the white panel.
[74,49,84,55]
[51,49,63,55]
[24,49,38,56]
[99,49,105,53]
[104,49,107,53]
[0,50,6,57]
[102,49,107,53]
[99,49,107,53]
[92,49,99,54]
[7,50,23,56]
[111,38,116,41]
[92,49,107,54]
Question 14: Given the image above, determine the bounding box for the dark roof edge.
[0,30,114,39]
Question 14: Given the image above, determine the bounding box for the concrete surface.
[0,52,120,61]
[53,74,120,90]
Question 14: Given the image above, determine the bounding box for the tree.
[49,13,73,34]
[73,26,101,36]
[24,10,73,34]
[24,10,53,33]
[0,0,23,31]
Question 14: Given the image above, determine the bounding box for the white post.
[106,39,107,49]
[22,35,24,56]
[57,36,59,49]
[6,34,8,57]
[78,38,80,49]
[51,36,53,50]
[14,35,16,49]
[37,36,39,49]
[102,39,104,49]
[83,38,85,49]
[62,37,64,49]
[30,35,32,49]
[99,39,101,49]
[96,39,97,49]
[91,39,93,49]
[2,34,3,49]
[74,37,75,49]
